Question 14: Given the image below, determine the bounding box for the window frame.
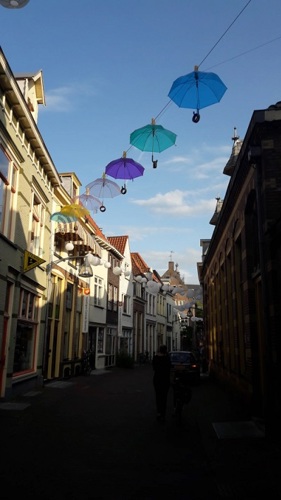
[13,288,40,376]
[30,189,46,257]
[0,147,18,240]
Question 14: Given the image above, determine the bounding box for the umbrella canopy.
[130,119,177,153]
[130,119,176,167]
[50,212,78,223]
[105,151,145,181]
[168,66,227,122]
[60,204,90,218]
[73,188,102,214]
[86,173,121,212]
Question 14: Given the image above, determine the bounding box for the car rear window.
[170,352,191,364]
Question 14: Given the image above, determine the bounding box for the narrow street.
[1,365,279,499]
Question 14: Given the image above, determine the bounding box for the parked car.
[169,351,201,383]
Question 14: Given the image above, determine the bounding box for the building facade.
[200,103,281,440]
[0,48,61,397]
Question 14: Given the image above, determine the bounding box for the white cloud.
[42,82,100,112]
[132,189,217,216]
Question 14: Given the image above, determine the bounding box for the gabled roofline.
[0,46,60,187]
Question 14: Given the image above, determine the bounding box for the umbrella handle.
[152,154,158,169]
[121,186,127,195]
[192,111,200,123]
[100,205,106,212]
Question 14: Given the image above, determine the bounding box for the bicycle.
[171,369,192,424]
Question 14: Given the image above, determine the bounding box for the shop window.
[13,289,40,375]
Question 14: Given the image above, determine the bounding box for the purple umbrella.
[105,151,145,182]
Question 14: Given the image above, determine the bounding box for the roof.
[131,252,150,276]
[107,235,128,255]
[15,71,45,105]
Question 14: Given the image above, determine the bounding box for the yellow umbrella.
[60,204,90,218]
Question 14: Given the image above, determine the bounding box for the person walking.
[152,345,171,422]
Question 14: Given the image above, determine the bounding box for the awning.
[55,222,102,257]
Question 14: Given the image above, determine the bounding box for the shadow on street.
[1,364,279,499]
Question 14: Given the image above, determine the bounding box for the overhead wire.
[152,0,253,126]
[126,1,253,158]
[198,0,252,68]
[204,34,281,71]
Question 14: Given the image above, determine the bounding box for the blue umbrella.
[130,118,177,168]
[168,66,227,122]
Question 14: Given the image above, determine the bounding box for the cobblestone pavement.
[0,364,280,499]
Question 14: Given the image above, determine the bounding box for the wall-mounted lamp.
[0,0,30,8]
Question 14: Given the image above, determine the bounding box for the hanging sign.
[23,250,46,273]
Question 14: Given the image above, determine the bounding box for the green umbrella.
[130,118,177,168]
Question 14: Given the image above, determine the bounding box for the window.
[108,283,113,310]
[98,328,104,353]
[66,282,73,310]
[73,289,83,357]
[48,276,62,320]
[106,327,116,355]
[113,286,118,312]
[123,294,130,314]
[94,276,103,306]
[13,289,40,374]
[0,148,18,239]
[30,191,45,256]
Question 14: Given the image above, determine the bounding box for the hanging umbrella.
[105,151,145,190]
[73,188,102,214]
[130,118,177,168]
[50,212,78,223]
[168,65,227,122]
[60,203,90,218]
[86,173,121,212]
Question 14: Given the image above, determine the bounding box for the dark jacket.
[152,354,171,386]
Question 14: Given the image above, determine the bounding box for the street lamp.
[0,0,30,8]
[78,260,94,278]
[46,255,93,277]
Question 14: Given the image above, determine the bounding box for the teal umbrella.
[130,118,177,168]
[50,212,78,223]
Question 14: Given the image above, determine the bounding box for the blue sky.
[1,0,281,284]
